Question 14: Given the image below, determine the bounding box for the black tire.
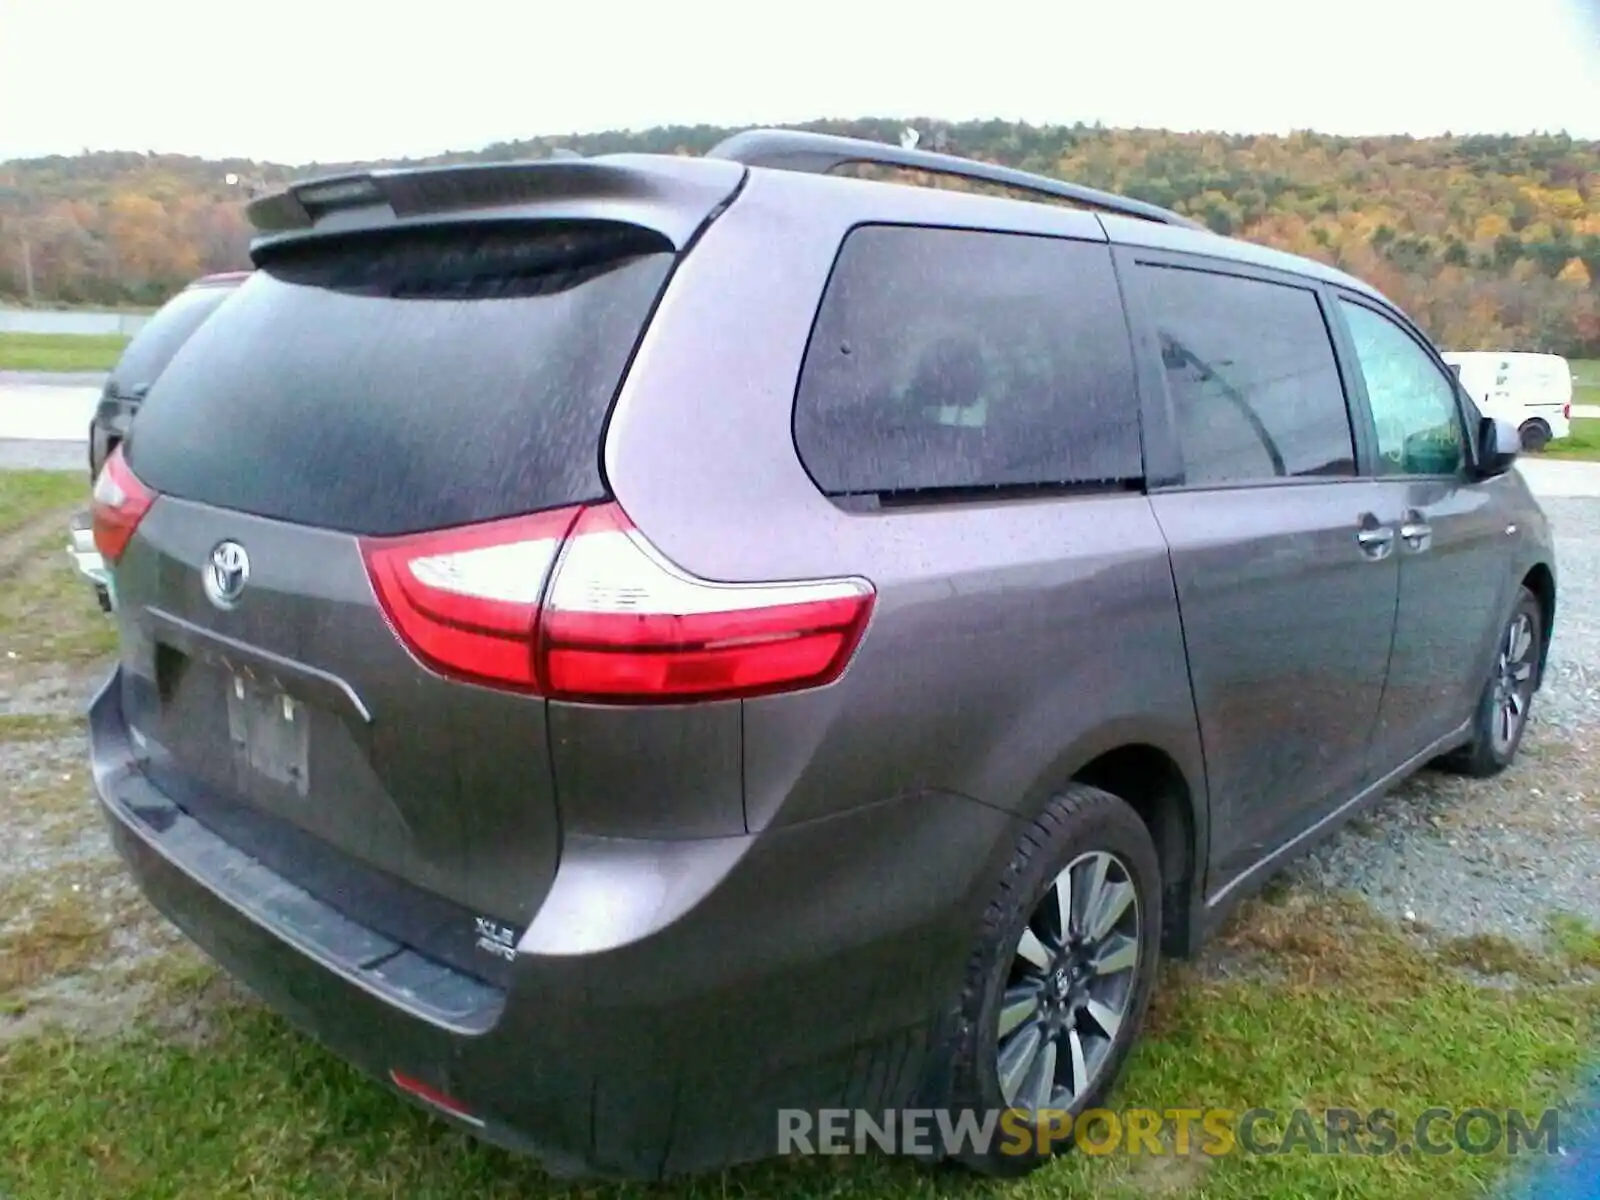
[1439,586,1542,778]
[1519,421,1551,453]
[941,784,1162,1177]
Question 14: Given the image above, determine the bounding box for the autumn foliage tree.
[0,120,1596,355]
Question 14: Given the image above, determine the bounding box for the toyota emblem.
[203,541,250,609]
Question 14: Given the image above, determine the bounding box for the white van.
[1442,351,1573,450]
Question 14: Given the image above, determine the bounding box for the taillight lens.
[361,507,582,692]
[360,501,875,703]
[1564,403,1571,420]
[541,503,875,702]
[90,446,155,564]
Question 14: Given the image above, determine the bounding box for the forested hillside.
[2,117,1597,355]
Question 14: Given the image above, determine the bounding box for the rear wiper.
[103,381,148,404]
[832,478,1143,510]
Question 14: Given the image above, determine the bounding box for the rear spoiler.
[245,156,747,256]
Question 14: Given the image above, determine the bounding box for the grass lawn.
[0,896,1595,1199]
[0,331,128,373]
[0,471,110,665]
[0,469,88,531]
[1573,359,1599,410]
[1542,417,1600,462]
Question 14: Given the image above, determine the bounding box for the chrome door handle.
[1356,526,1394,559]
[1399,516,1433,551]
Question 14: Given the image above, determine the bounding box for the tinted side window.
[794,226,1141,496]
[1337,299,1466,477]
[1138,265,1355,485]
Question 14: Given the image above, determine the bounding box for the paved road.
[0,373,99,445]
[1514,457,1600,499]
[0,370,108,389]
[0,439,86,472]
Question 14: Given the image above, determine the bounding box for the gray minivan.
[86,130,1555,1179]
[69,271,247,608]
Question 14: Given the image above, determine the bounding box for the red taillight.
[361,507,582,692]
[388,1070,483,1127]
[90,446,155,564]
[1564,403,1571,420]
[360,502,876,703]
[541,503,875,702]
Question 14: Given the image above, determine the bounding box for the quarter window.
[793,226,1142,497]
[1338,299,1466,476]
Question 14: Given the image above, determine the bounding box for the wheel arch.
[1017,720,1208,959]
[1522,561,1556,687]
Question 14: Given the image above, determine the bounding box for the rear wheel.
[1519,420,1552,453]
[1439,587,1542,778]
[942,784,1161,1176]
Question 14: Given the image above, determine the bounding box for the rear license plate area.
[226,672,310,796]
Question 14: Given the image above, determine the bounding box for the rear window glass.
[126,223,673,536]
[793,225,1141,498]
[109,285,235,392]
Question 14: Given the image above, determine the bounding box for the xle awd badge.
[203,541,250,610]
[474,917,517,962]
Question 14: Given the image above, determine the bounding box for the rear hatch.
[105,210,708,975]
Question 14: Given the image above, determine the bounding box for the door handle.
[1399,511,1433,552]
[1355,520,1394,560]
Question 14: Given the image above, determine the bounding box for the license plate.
[226,673,310,796]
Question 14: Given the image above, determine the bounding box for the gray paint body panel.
[88,150,1558,1181]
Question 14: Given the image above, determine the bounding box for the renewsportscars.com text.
[777,1105,1565,1159]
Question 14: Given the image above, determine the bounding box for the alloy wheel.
[994,850,1141,1113]
[1490,611,1536,755]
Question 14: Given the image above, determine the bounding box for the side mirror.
[1475,416,1520,478]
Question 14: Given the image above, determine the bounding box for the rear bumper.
[66,513,112,612]
[89,667,1014,1178]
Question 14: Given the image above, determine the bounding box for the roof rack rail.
[706,129,1206,230]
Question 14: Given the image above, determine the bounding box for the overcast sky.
[3,0,1597,164]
